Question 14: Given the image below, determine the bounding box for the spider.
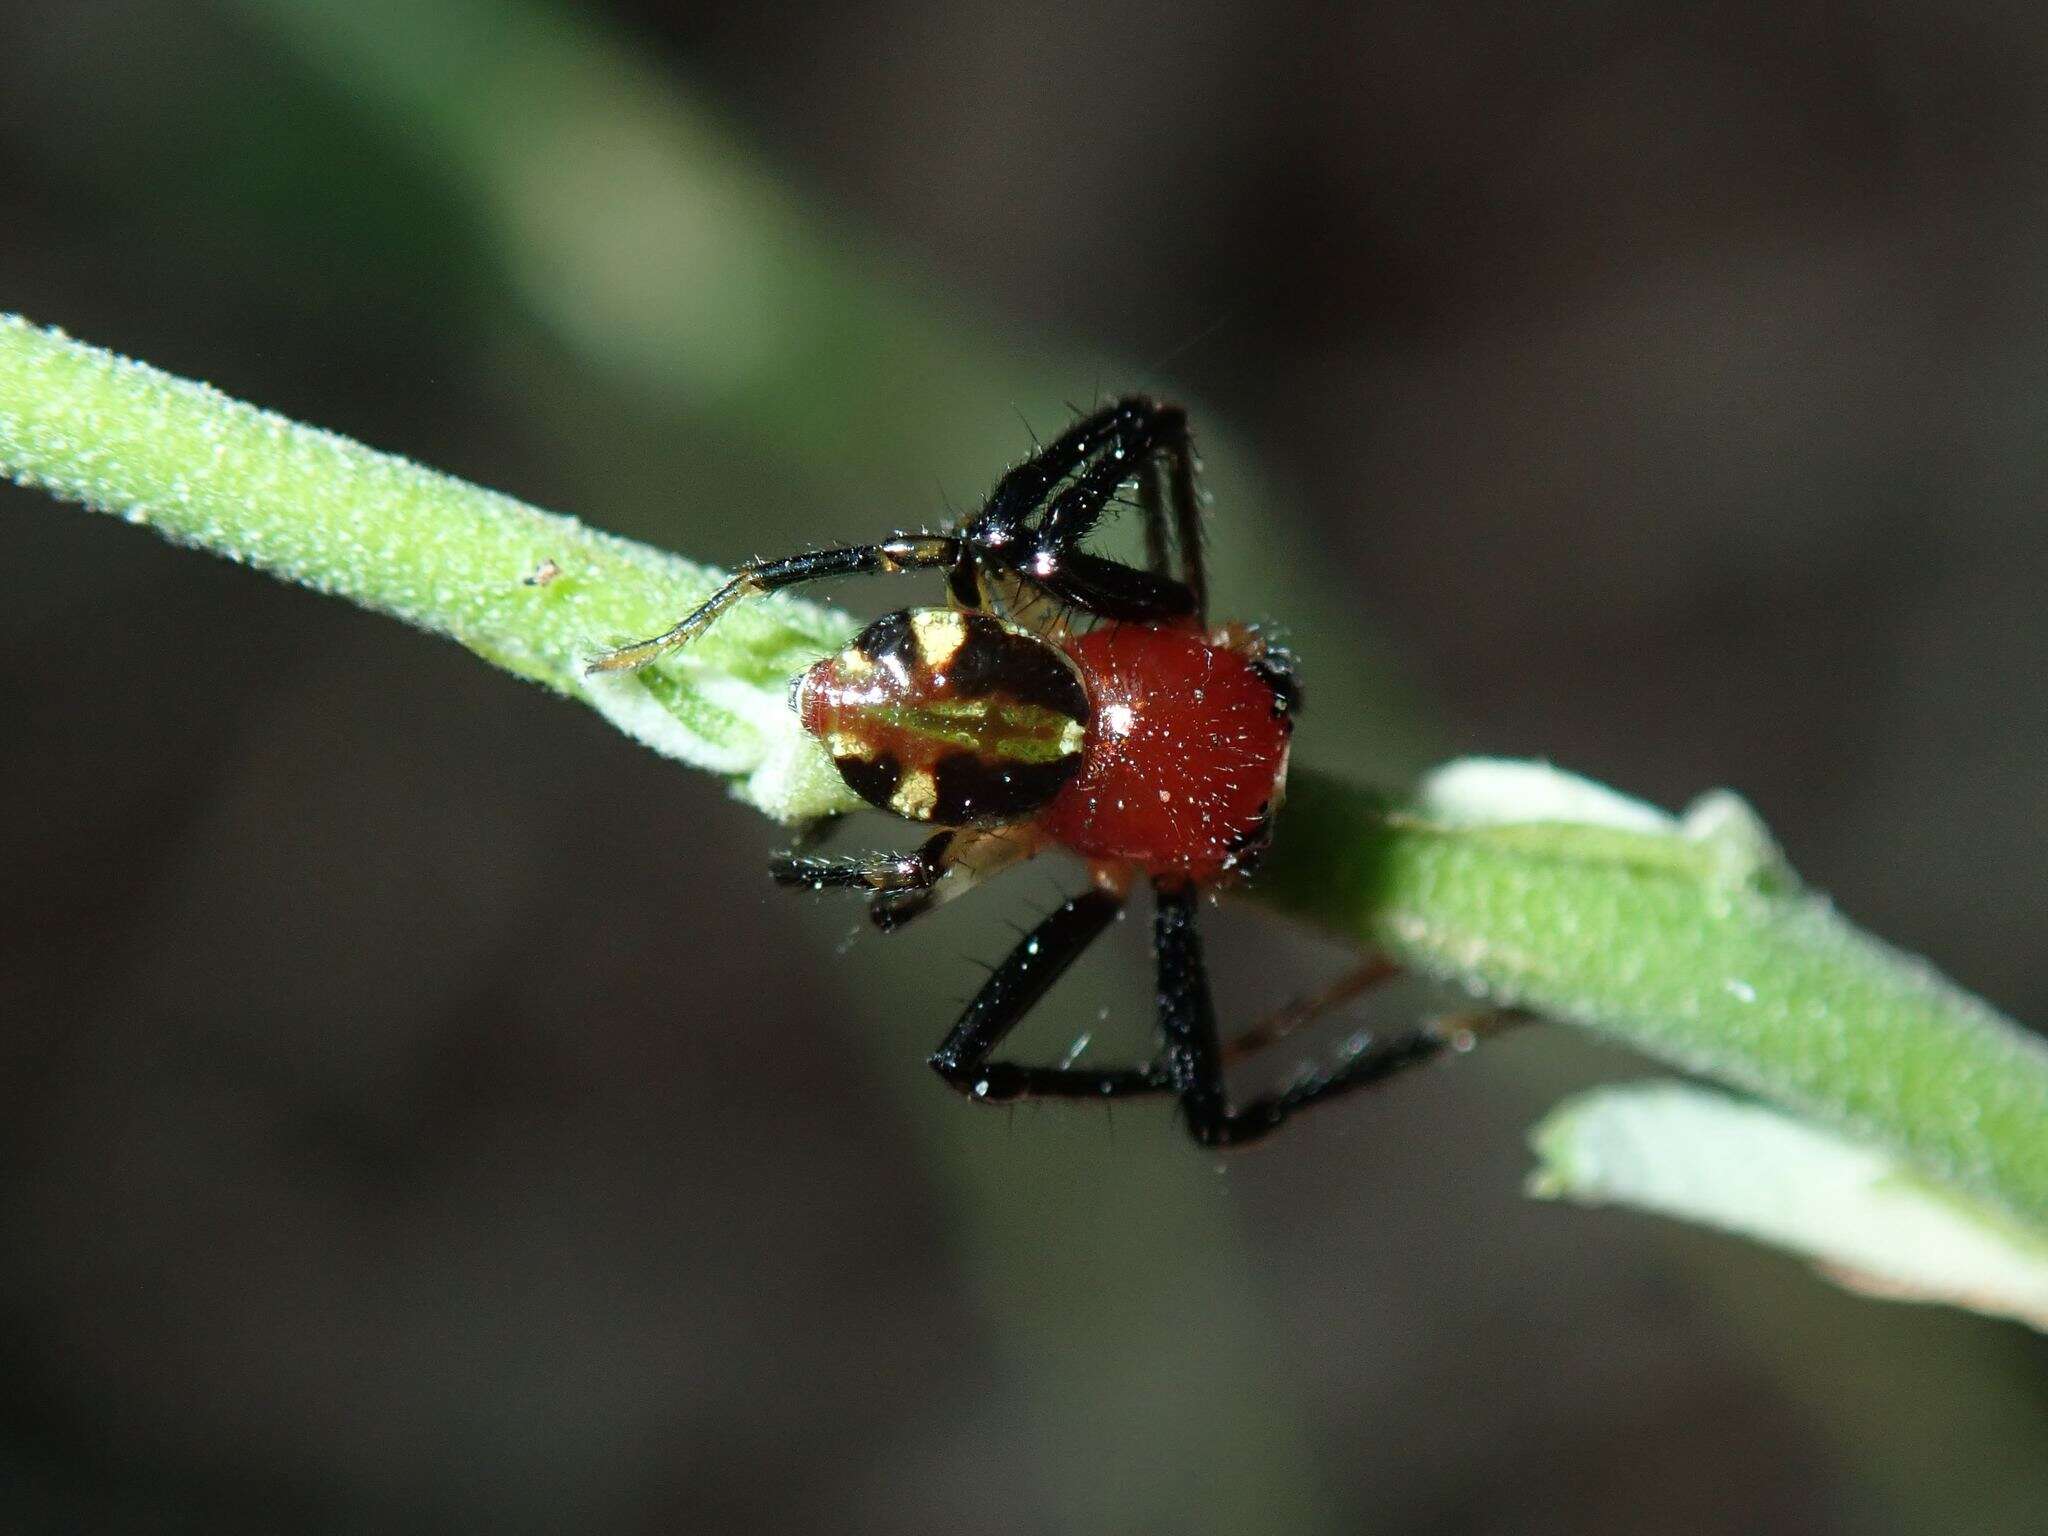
[589,398,1504,1146]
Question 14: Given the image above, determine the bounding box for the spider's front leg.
[1021,458,1202,624]
[584,535,966,674]
[975,397,1207,626]
[1132,409,1205,615]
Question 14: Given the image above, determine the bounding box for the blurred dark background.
[4,1,2046,1531]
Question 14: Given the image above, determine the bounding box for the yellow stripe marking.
[892,768,940,819]
[910,609,971,668]
[827,731,875,761]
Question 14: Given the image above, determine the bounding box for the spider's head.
[794,607,1089,825]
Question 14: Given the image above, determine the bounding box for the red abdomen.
[1039,626,1291,882]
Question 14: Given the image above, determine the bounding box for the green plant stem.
[6,313,2046,1235]
[1256,777,2048,1224]
[0,313,862,819]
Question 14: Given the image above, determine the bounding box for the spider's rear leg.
[1219,953,1528,1069]
[1152,883,1521,1149]
[928,888,1173,1102]
[1218,956,1402,1065]
[584,535,966,674]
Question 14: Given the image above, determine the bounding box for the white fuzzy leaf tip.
[1532,1080,2048,1331]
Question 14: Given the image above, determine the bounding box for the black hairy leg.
[585,535,966,673]
[774,827,1036,932]
[1151,883,1515,1148]
[587,396,1210,674]
[927,882,1521,1141]
[927,889,1173,1101]
[980,397,1204,624]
